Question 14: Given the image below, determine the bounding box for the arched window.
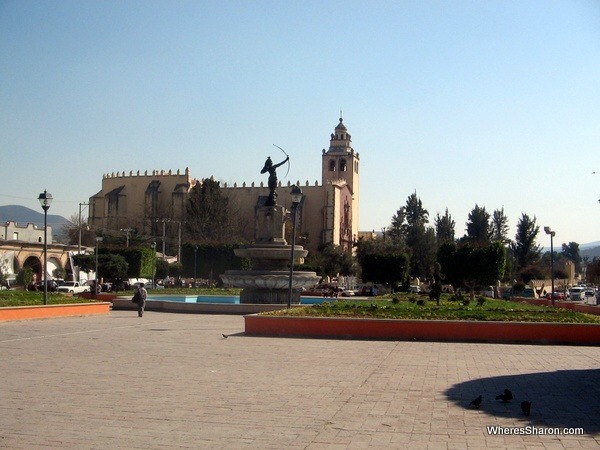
[329,160,336,171]
[339,159,347,172]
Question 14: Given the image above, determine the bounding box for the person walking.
[133,283,148,317]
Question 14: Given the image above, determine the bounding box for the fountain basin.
[221,270,320,304]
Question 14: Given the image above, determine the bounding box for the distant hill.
[582,246,600,260]
[0,205,70,240]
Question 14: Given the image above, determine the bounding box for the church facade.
[88,117,360,255]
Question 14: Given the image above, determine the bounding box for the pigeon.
[469,395,482,409]
[495,389,513,403]
[521,401,532,416]
[222,334,228,339]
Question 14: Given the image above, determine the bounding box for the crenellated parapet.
[220,180,322,189]
[102,167,190,179]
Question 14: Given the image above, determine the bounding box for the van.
[569,286,585,301]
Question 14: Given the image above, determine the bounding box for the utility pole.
[155,218,171,260]
[78,202,89,254]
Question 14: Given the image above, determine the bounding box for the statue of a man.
[260,155,289,206]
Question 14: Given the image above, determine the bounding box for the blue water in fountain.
[146,295,329,305]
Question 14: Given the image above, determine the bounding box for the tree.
[305,244,355,278]
[60,214,97,247]
[465,204,491,246]
[511,213,541,272]
[97,254,129,280]
[587,258,600,284]
[356,238,409,286]
[388,207,406,244]
[561,242,582,273]
[490,207,510,243]
[395,192,435,279]
[360,252,410,285]
[434,208,455,246]
[155,259,169,280]
[185,178,240,244]
[16,268,34,287]
[407,225,437,279]
[438,241,506,300]
[404,192,429,228]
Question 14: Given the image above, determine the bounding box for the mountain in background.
[0,205,71,240]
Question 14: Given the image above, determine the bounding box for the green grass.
[0,291,94,307]
[264,294,600,324]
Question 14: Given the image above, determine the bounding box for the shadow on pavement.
[445,369,600,434]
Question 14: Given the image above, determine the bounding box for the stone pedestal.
[256,205,286,245]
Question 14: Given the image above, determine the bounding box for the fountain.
[220,155,320,304]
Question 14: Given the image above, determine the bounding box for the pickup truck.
[57,281,90,294]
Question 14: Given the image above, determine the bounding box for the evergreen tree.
[434,208,455,245]
[404,192,429,228]
[491,207,510,243]
[465,204,491,246]
[388,207,406,244]
[511,213,541,271]
[561,242,582,273]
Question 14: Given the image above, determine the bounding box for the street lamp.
[193,245,198,289]
[38,190,53,305]
[544,226,556,307]
[95,237,103,297]
[150,242,156,288]
[287,185,303,309]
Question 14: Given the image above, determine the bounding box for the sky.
[1,0,599,247]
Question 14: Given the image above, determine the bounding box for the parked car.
[482,286,496,298]
[57,281,90,294]
[409,285,421,293]
[545,292,565,301]
[35,280,60,292]
[584,289,597,305]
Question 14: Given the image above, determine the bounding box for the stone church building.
[88,117,360,255]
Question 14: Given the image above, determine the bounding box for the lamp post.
[38,190,53,305]
[95,236,103,297]
[287,185,303,309]
[150,242,156,288]
[193,245,198,289]
[544,226,556,307]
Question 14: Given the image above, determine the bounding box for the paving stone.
[0,311,598,448]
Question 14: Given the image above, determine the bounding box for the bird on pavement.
[469,395,482,409]
[495,389,513,402]
[521,401,532,416]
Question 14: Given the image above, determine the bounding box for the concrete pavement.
[0,310,599,449]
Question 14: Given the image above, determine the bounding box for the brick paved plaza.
[1,311,599,448]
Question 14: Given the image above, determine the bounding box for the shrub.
[476,296,486,306]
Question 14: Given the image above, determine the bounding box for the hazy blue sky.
[1,1,599,246]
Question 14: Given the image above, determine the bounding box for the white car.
[57,281,90,294]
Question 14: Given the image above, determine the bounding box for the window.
[329,160,336,171]
[339,159,347,172]
[13,232,18,240]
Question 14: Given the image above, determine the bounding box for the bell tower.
[322,115,360,244]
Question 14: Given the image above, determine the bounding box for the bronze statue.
[260,155,289,206]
